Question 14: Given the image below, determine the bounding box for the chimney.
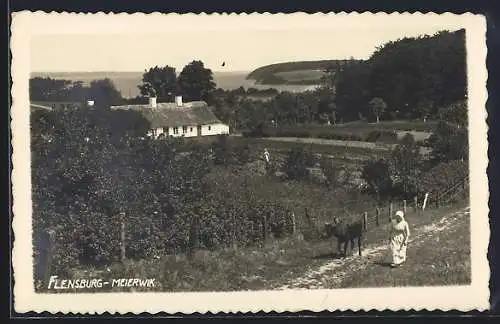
[149,96,157,108]
[175,96,183,107]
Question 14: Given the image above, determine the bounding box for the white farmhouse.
[110,96,230,138]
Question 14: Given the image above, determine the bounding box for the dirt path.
[273,206,470,290]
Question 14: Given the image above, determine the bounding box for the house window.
[190,127,193,132]
[163,127,168,134]
[174,127,179,134]
[208,125,211,131]
[182,126,187,133]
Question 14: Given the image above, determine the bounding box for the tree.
[438,100,468,129]
[334,60,372,122]
[427,120,468,163]
[29,77,73,101]
[138,66,179,101]
[368,29,466,117]
[416,99,436,122]
[88,78,124,109]
[177,60,216,104]
[319,157,337,188]
[369,97,387,123]
[361,159,393,202]
[390,134,422,198]
[282,147,310,180]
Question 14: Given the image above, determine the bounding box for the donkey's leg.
[358,236,362,256]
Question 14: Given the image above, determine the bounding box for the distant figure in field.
[389,210,410,267]
[263,148,270,164]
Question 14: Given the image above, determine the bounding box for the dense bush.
[319,157,338,188]
[361,159,394,202]
[282,147,317,180]
[416,160,469,199]
[364,130,398,143]
[211,134,250,165]
[426,120,468,163]
[389,134,423,199]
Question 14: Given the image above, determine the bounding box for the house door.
[197,125,202,136]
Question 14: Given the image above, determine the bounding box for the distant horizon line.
[30,70,253,74]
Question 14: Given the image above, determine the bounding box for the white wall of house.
[147,123,229,138]
[168,125,198,138]
[200,123,230,136]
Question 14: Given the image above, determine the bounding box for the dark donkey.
[324,215,366,258]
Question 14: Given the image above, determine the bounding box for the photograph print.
[11,12,489,313]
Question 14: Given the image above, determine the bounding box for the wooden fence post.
[363,212,368,231]
[389,202,393,223]
[403,200,407,213]
[262,214,268,243]
[375,208,380,226]
[36,229,55,287]
[422,193,429,213]
[414,196,418,213]
[120,212,126,262]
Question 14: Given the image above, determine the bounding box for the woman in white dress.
[389,210,410,267]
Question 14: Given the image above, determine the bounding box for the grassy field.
[261,120,436,144]
[239,137,393,161]
[333,120,438,132]
[183,135,394,166]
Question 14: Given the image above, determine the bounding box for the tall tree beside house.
[138,65,179,102]
[88,78,124,109]
[177,60,217,104]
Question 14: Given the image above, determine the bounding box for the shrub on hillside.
[364,130,398,143]
[426,120,468,163]
[416,160,469,199]
[390,133,423,199]
[316,132,365,141]
[319,157,338,188]
[282,147,317,180]
[361,159,393,202]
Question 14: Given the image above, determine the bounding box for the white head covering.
[394,210,405,224]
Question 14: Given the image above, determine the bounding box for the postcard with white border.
[11,11,490,314]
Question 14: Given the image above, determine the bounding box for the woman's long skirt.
[390,233,407,265]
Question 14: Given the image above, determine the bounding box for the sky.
[28,14,466,73]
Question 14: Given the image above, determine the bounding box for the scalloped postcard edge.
[10,11,490,314]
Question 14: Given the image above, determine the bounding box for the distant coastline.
[30,70,318,98]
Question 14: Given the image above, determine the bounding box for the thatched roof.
[110,101,224,128]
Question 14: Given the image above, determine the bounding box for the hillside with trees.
[215,29,466,132]
[246,60,359,85]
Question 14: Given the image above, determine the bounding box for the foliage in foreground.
[32,109,293,277]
